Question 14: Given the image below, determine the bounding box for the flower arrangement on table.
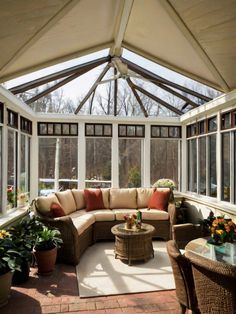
[152,178,176,190]
[210,216,236,243]
[124,213,137,229]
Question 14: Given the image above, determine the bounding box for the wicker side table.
[111,223,155,265]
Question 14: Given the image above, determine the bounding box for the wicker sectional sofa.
[34,187,176,265]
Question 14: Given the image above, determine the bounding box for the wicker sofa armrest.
[33,197,80,265]
[167,202,176,239]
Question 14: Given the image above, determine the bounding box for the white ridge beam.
[110,0,134,57]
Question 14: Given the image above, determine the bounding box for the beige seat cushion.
[55,190,77,215]
[70,213,95,235]
[140,208,169,220]
[36,194,61,217]
[72,189,85,210]
[87,209,115,221]
[110,188,137,209]
[112,209,137,221]
[137,188,155,208]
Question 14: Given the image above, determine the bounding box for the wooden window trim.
[38,122,78,136]
[85,123,112,137]
[118,124,145,138]
[7,109,18,129]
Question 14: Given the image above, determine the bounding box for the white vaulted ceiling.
[0,0,236,92]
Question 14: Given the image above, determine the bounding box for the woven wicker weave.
[186,250,236,314]
[167,240,200,314]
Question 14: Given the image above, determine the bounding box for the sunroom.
[0,0,236,312]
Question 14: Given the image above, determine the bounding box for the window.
[199,137,206,195]
[7,129,17,209]
[119,139,143,188]
[208,116,217,132]
[20,134,30,205]
[0,127,2,213]
[188,139,197,192]
[187,123,198,137]
[221,133,230,201]
[118,124,145,137]
[209,134,217,197]
[38,138,78,195]
[151,125,181,138]
[150,139,179,187]
[85,123,112,137]
[20,116,32,134]
[86,138,111,187]
[7,109,18,129]
[38,122,78,136]
[0,102,3,123]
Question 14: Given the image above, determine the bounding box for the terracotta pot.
[0,271,13,308]
[33,246,57,275]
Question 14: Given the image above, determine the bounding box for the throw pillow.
[148,189,170,211]
[50,202,66,217]
[84,189,105,211]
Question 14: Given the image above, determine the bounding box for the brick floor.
[0,263,181,314]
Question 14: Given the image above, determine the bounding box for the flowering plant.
[152,178,176,190]
[0,229,23,275]
[210,216,236,243]
[124,213,137,228]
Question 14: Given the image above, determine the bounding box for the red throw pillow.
[50,202,65,217]
[84,189,105,211]
[148,189,170,211]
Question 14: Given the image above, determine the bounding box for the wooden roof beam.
[126,78,148,117]
[75,63,110,114]
[132,82,183,115]
[25,71,81,105]
[10,56,110,94]
[121,57,212,102]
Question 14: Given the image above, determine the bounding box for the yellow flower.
[0,230,10,239]
[216,229,224,235]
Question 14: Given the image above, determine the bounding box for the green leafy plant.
[34,226,63,251]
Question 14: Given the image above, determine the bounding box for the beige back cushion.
[36,194,60,217]
[55,190,77,215]
[110,188,137,209]
[101,188,110,208]
[137,188,155,208]
[72,189,86,210]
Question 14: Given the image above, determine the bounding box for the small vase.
[0,271,13,308]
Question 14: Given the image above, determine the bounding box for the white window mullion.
[230,132,234,204]
[206,136,210,196]
[78,122,85,189]
[112,123,119,188]
[143,124,150,187]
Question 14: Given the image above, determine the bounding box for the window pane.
[19,134,30,206]
[38,138,78,195]
[62,124,70,135]
[127,126,135,137]
[222,133,230,201]
[160,127,168,137]
[86,124,94,136]
[119,139,142,188]
[151,126,160,137]
[104,125,112,136]
[86,138,111,188]
[0,127,2,213]
[208,116,217,132]
[199,137,206,195]
[188,139,197,192]
[209,134,217,197]
[119,125,126,136]
[150,139,179,188]
[7,129,17,208]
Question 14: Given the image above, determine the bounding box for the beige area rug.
[76,241,175,297]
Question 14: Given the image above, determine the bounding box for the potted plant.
[33,226,63,275]
[9,214,44,284]
[0,229,23,307]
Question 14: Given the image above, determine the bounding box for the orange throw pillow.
[50,202,66,217]
[84,189,105,211]
[148,189,170,211]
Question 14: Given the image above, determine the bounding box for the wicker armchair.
[186,251,236,314]
[166,240,199,314]
[172,223,203,249]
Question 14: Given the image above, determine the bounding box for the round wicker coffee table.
[111,223,155,265]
